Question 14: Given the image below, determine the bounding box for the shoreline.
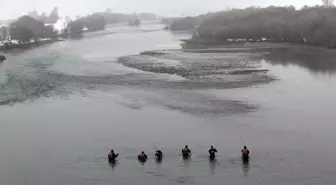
[181,38,336,52]
[0,39,64,52]
[137,38,336,82]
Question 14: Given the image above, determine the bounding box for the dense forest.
[10,16,57,43]
[195,3,336,48]
[66,13,106,35]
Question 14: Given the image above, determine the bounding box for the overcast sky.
[0,0,323,19]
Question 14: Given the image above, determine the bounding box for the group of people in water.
[108,145,250,163]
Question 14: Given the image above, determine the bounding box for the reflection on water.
[209,159,218,175]
[242,158,250,177]
[108,160,118,171]
[182,157,191,168]
[262,46,336,75]
[138,159,146,165]
[155,158,163,164]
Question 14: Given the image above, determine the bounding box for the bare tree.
[322,0,334,7]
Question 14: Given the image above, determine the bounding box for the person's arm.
[188,149,191,153]
[215,149,218,153]
[116,153,119,157]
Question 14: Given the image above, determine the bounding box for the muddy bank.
[119,41,336,90]
[181,41,336,73]
[118,48,275,90]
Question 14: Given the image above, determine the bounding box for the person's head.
[211,145,214,149]
[244,146,247,149]
[185,145,188,148]
[141,151,144,154]
[111,150,114,153]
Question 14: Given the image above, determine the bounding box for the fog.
[0,0,322,19]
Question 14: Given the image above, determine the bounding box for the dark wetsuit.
[155,150,163,159]
[182,148,191,157]
[108,152,119,162]
[242,149,250,160]
[209,148,217,159]
[138,153,148,161]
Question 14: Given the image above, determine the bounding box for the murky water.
[1,22,336,185]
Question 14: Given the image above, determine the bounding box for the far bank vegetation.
[195,1,336,48]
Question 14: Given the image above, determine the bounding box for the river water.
[1,22,336,185]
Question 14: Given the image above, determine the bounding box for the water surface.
[1,22,336,185]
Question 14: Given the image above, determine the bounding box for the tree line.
[1,13,105,43]
[65,11,156,35]
[1,9,157,44]
[0,16,57,43]
[65,13,106,35]
[195,5,336,48]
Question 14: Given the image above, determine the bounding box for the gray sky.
[0,0,322,19]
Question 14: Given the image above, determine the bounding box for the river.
[1,22,336,185]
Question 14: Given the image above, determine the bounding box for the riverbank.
[181,38,305,49]
[181,37,336,51]
[180,40,336,74]
[0,39,63,52]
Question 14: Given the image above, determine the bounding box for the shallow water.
[1,22,336,185]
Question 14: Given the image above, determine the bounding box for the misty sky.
[0,0,323,19]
